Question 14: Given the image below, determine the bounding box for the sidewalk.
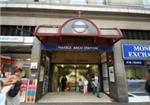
[21,102,150,105]
[37,92,112,103]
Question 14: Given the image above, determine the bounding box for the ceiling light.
[61,64,64,68]
[26,58,31,61]
[86,64,90,68]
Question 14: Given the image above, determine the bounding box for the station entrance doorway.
[52,64,99,92]
[47,51,103,93]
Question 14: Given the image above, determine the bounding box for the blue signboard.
[124,60,144,66]
[122,44,150,60]
[41,44,112,52]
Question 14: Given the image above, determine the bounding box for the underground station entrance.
[29,17,123,103]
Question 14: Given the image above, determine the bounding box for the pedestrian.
[61,75,67,92]
[78,78,83,92]
[0,80,6,105]
[94,76,101,98]
[145,70,150,98]
[91,76,95,94]
[4,68,23,105]
[83,78,88,95]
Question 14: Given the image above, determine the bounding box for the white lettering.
[128,52,150,58]
[134,46,150,51]
[128,52,134,57]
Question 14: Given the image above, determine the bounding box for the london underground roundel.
[72,21,88,33]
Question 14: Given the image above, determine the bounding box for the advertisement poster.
[109,66,115,82]
[39,66,44,82]
[26,79,37,103]
[30,62,38,69]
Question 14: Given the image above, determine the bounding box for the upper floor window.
[0,0,8,1]
[51,0,60,4]
[143,0,150,8]
[34,0,39,2]
[96,0,105,5]
[70,0,87,5]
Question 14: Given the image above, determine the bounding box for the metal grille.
[121,29,150,40]
[0,25,35,36]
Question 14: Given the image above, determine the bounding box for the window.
[143,0,150,8]
[96,0,105,5]
[0,25,35,36]
[70,0,87,5]
[51,0,60,4]
[34,0,39,2]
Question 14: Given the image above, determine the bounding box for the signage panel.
[122,44,150,60]
[124,60,144,65]
[0,36,23,42]
[41,45,112,52]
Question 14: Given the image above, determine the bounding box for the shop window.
[70,0,87,5]
[143,0,150,8]
[126,66,147,92]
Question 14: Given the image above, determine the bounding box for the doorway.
[52,64,99,92]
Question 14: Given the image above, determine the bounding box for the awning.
[34,17,123,46]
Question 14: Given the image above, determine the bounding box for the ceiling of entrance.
[56,64,97,69]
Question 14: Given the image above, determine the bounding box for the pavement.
[21,102,150,105]
[37,92,112,103]
[21,92,150,105]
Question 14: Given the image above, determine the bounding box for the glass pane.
[126,66,147,92]
[102,63,109,93]
[70,0,87,5]
[143,0,150,8]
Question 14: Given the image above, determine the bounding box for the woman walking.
[83,78,88,95]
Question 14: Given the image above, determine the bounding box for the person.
[83,78,88,95]
[61,75,67,91]
[5,68,23,105]
[93,76,100,98]
[78,78,83,92]
[91,76,95,94]
[145,70,150,98]
[0,80,6,105]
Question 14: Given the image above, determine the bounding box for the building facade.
[0,0,150,103]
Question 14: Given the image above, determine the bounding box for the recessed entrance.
[52,64,99,92]
[32,17,124,103]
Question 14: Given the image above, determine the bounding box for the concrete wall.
[4,0,143,6]
[1,15,150,30]
[109,0,143,6]
[111,40,128,102]
[30,37,43,101]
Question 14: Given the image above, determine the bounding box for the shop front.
[0,36,33,102]
[122,43,150,98]
[27,17,130,103]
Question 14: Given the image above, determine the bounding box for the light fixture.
[26,58,31,61]
[61,64,64,68]
[86,64,90,68]
[74,65,76,68]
